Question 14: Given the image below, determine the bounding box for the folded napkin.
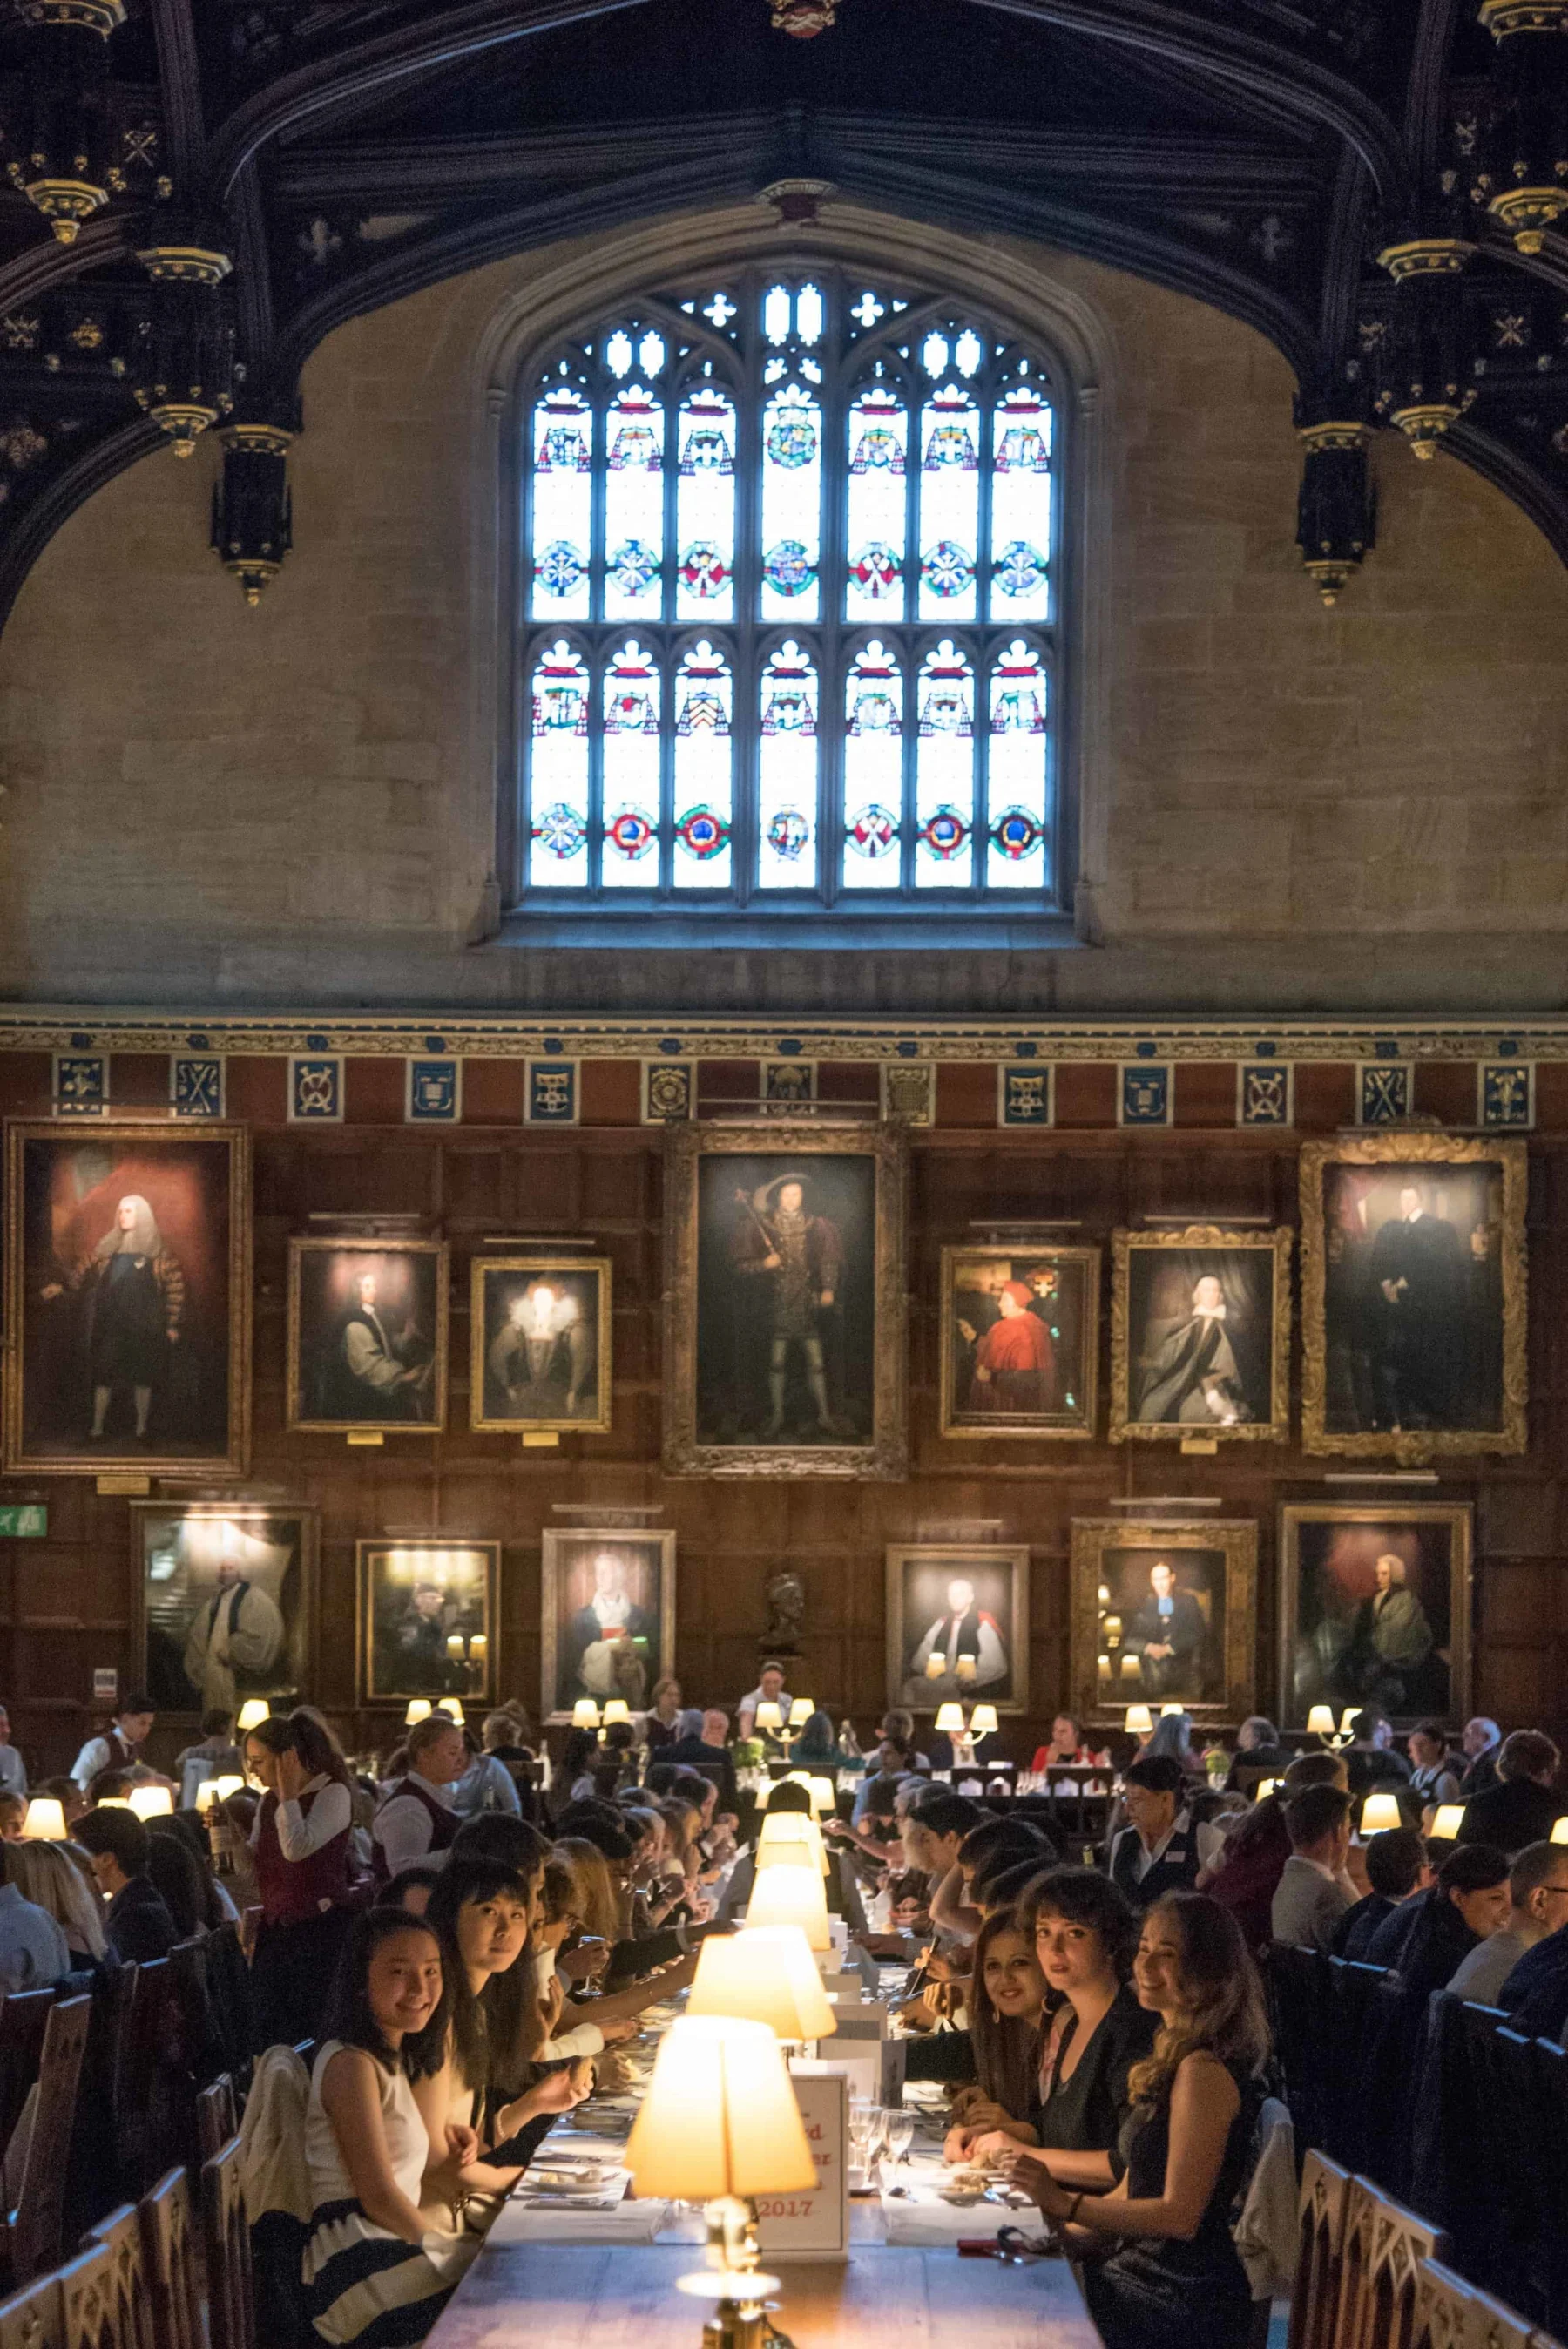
[487,2197,671,2246]
[879,2193,1024,2246]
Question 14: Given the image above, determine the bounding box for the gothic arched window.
[516,269,1062,914]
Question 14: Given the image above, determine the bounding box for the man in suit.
[1271,1784,1356,1949]
[662,1708,739,1814]
[1110,1755,1202,1908]
[73,1808,179,1964]
[1366,1844,1511,1998]
[1456,1730,1565,1854]
[1331,1824,1430,1960]
[1459,1717,1504,1797]
[1342,1708,1415,1802]
[1127,1560,1207,1700]
[1368,1181,1467,1430]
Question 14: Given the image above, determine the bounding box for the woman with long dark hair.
[941,1911,1046,2158]
[301,1909,477,2346]
[243,1709,362,2049]
[1001,1892,1270,2349]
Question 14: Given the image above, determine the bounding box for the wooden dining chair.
[1415,2258,1536,2349]
[2,1995,92,2291]
[80,2207,153,2349]
[109,1964,166,2199]
[195,2075,237,2164]
[1287,2148,1355,2349]
[0,2269,65,2349]
[135,2170,201,2349]
[199,2140,255,2349]
[0,1997,56,2170]
[1335,2177,1449,2349]
[55,2244,131,2349]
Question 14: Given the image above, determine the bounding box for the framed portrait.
[885,1545,1030,1715]
[356,1538,500,1709]
[132,1501,316,1722]
[1300,1134,1527,1457]
[662,1120,908,1479]
[470,1256,612,1435]
[1279,1503,1471,1730]
[4,1121,251,1477]
[287,1237,449,1434]
[938,1244,1098,1441]
[1069,1519,1258,1729]
[1110,1226,1292,1444]
[541,1528,675,1722]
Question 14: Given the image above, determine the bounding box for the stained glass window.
[517,272,1061,911]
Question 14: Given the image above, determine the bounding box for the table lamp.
[445,1635,465,1663]
[755,1811,829,1878]
[924,1655,944,1680]
[1306,1704,1336,1737]
[1125,1704,1153,1736]
[1340,1709,1358,1736]
[933,1702,965,1735]
[129,1785,173,1821]
[625,2014,816,2349]
[213,1775,244,1801]
[1254,1777,1281,1802]
[1159,1703,1186,1717]
[688,1926,836,2043]
[969,1704,998,1737]
[753,1701,782,1734]
[602,1698,632,1726]
[808,1776,837,1818]
[96,1798,132,1810]
[440,1698,465,1729]
[1429,1804,1465,1840]
[235,1699,271,1733]
[194,1780,221,1814]
[746,1854,831,1950]
[405,1699,433,1727]
[20,1797,66,1842]
[788,1699,814,1729]
[1551,1815,1568,1846]
[1360,1791,1403,1836]
[571,1698,601,1730]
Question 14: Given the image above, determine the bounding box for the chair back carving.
[195,2075,237,2166]
[6,1997,91,2287]
[1336,2178,1448,2349]
[0,2271,64,2349]
[1288,2148,1355,2349]
[0,1999,56,2169]
[1416,2259,1537,2349]
[80,2209,152,2349]
[199,2139,254,2349]
[56,2246,130,2349]
[136,2170,200,2349]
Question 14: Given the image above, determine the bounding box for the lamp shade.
[1551,1815,1568,1846]
[602,1699,631,1726]
[809,1777,837,1818]
[688,1926,836,2041]
[756,1811,829,1877]
[1361,1791,1403,1836]
[788,1699,814,1728]
[213,1775,244,1800]
[235,1699,271,1732]
[969,1704,998,1737]
[625,2015,817,2201]
[1159,1703,1186,1718]
[933,1703,966,1734]
[1254,1778,1281,1802]
[1125,1704,1153,1736]
[194,1780,221,1814]
[405,1699,433,1727]
[1429,1804,1465,1840]
[129,1785,173,1821]
[754,1702,783,1732]
[1306,1705,1337,1736]
[571,1699,601,1730]
[439,1699,465,1728]
[746,1856,832,1950]
[1339,1709,1358,1736]
[20,1797,66,1842]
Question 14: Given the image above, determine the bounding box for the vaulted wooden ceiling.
[0,0,1565,620]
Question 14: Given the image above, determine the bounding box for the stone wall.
[2,205,1565,1016]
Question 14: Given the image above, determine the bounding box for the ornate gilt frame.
[1299,1133,1527,1459]
[1109,1224,1293,1445]
[469,1255,613,1435]
[541,1527,677,1723]
[3,1120,252,1478]
[661,1119,909,1479]
[132,1499,319,1725]
[937,1243,1100,1441]
[286,1235,449,1435]
[884,1542,1031,1716]
[1277,1501,1472,1731]
[1069,1517,1258,1730]
[355,1535,501,1710]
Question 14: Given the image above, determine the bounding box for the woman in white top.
[302,1909,479,2346]
[4,1840,107,1966]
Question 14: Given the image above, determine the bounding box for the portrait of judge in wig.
[1125,1246,1274,1431]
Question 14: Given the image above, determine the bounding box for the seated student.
[73,1808,179,1963]
[1002,1893,1270,2349]
[931,1817,1057,1946]
[1271,1785,1356,1951]
[0,1842,71,1990]
[302,1909,477,2345]
[375,1865,444,1919]
[145,1818,223,1937]
[1342,1710,1414,1802]
[1495,1855,1568,2037]
[1031,1714,1112,1775]
[1456,1730,1565,1856]
[1222,1718,1292,1791]
[0,1794,26,1843]
[533,1859,638,2062]
[1331,1826,1430,1960]
[938,1910,1047,2156]
[659,1710,740,1814]
[1365,1844,1511,1998]
[960,1870,1153,2189]
[1110,1759,1202,1910]
[1447,1840,1568,2007]
[4,1839,107,1971]
[1200,1752,1347,1952]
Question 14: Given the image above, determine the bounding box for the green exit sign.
[0,1506,46,1538]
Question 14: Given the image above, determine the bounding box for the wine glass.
[882,2108,916,2173]
[847,2098,879,2185]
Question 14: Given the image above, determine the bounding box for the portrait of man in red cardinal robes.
[969,1280,1053,1412]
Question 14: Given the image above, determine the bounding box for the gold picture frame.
[470,1256,612,1435]
[132,1499,317,1724]
[3,1120,252,1478]
[938,1244,1099,1441]
[885,1543,1031,1715]
[1299,1133,1527,1458]
[286,1235,449,1435]
[1110,1225,1293,1445]
[542,1527,677,1722]
[356,1536,500,1710]
[1278,1501,1472,1731]
[1070,1517,1258,1730]
[662,1119,909,1479]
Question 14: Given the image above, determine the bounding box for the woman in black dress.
[941,1909,1048,2154]
[1002,1891,1269,2349]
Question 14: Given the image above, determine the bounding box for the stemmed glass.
[882,2108,916,2175]
[847,2098,881,2186]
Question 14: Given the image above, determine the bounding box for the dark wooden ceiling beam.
[0,212,148,315]
[147,0,206,197]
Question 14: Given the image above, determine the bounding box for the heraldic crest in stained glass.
[847,803,899,858]
[767,809,811,863]
[919,805,970,860]
[991,640,1047,734]
[850,391,906,473]
[536,541,584,599]
[923,385,978,470]
[922,538,974,599]
[606,807,656,860]
[990,806,1044,860]
[996,384,1052,471]
[609,389,662,471]
[679,388,735,472]
[679,542,729,599]
[919,644,974,734]
[849,543,899,599]
[537,389,591,470]
[532,643,589,734]
[995,540,1046,599]
[605,645,659,733]
[675,646,730,736]
[534,802,588,861]
[764,538,815,597]
[760,646,816,734]
[767,396,819,469]
[848,650,901,734]
[610,539,659,599]
[675,806,731,860]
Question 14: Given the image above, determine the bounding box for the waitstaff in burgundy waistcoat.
[373,1713,465,1883]
[244,1709,361,2050]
